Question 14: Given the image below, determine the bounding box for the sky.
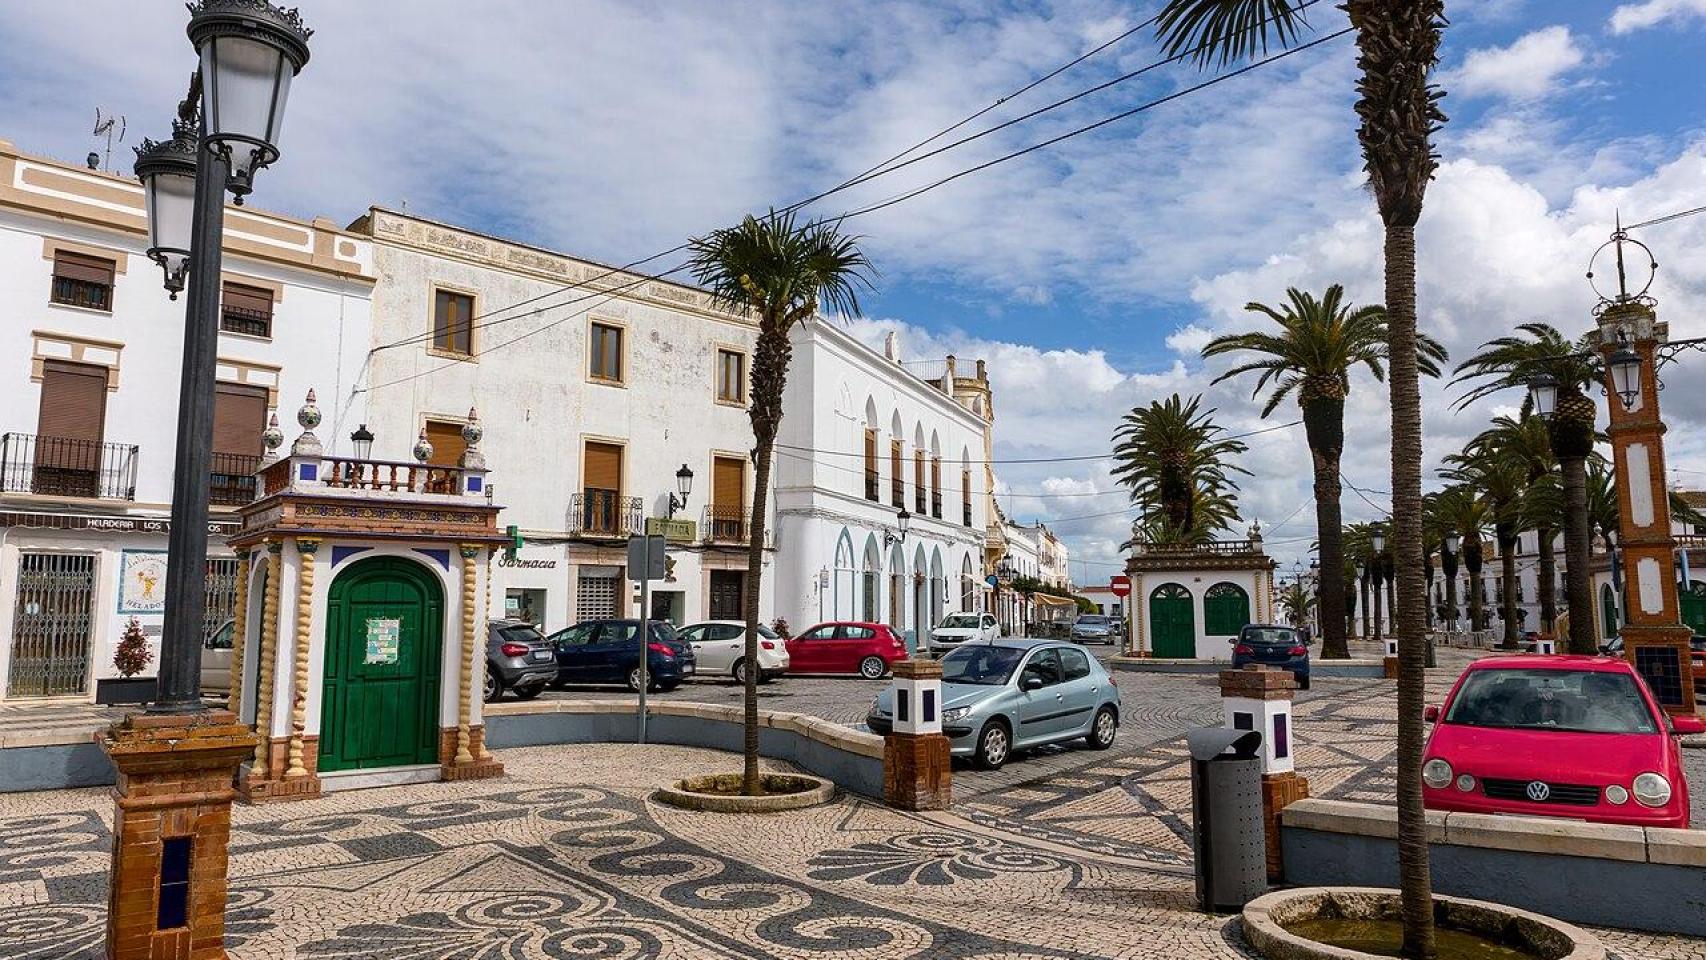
[4,0,1706,586]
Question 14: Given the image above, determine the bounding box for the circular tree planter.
[1242,887,1605,960]
[653,773,835,813]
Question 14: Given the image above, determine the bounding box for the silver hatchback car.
[866,638,1120,769]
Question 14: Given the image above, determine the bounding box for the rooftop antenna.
[92,108,126,172]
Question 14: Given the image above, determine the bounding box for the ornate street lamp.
[1372,529,1386,555]
[1527,371,1559,420]
[132,118,198,298]
[1607,334,1643,410]
[668,463,693,518]
[885,508,912,547]
[187,0,313,202]
[349,423,374,460]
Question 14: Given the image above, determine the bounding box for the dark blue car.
[547,619,696,692]
[1229,623,1311,689]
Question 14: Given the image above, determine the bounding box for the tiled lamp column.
[883,658,952,811]
[1219,665,1308,881]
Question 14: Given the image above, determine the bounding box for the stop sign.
[1109,575,1130,598]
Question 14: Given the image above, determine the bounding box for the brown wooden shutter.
[37,361,107,443]
[425,420,468,467]
[211,382,268,455]
[53,251,115,285]
[863,429,877,470]
[584,441,622,492]
[713,456,744,510]
[434,290,473,354]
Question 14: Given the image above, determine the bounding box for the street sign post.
[1110,575,1131,598]
[627,534,667,743]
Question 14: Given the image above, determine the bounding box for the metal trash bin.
[1186,726,1266,912]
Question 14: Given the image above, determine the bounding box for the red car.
[1422,655,1704,829]
[785,621,908,679]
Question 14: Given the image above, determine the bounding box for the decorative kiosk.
[228,393,509,802]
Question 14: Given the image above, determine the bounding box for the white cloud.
[1610,0,1706,34]
[1446,26,1584,100]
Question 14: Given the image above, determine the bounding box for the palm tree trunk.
[1307,410,1350,659]
[1386,570,1396,638]
[1384,221,1435,959]
[1537,527,1557,636]
[1499,531,1519,649]
[1372,572,1384,644]
[1360,573,1370,640]
[1467,552,1484,633]
[740,321,790,796]
[1561,455,1596,654]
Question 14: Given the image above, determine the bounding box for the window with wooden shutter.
[433,289,474,356]
[890,440,904,508]
[914,451,926,513]
[863,429,879,501]
[582,441,623,535]
[220,282,274,338]
[931,457,943,519]
[590,322,623,382]
[716,349,745,403]
[34,360,108,496]
[50,251,116,311]
[210,382,268,505]
[424,419,469,467]
[584,442,622,493]
[962,468,973,527]
[711,455,745,541]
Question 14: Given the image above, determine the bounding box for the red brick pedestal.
[237,736,322,804]
[439,725,505,781]
[1218,665,1309,882]
[1260,770,1309,881]
[102,710,256,960]
[1382,656,1399,679]
[884,732,952,810]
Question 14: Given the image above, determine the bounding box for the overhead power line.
[779,419,1303,465]
[1626,204,1706,231]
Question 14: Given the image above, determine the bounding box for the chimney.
[975,359,986,380]
[884,331,900,363]
[943,355,957,394]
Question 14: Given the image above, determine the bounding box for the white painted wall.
[1133,567,1271,659]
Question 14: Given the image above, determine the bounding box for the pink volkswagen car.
[1422,656,1703,829]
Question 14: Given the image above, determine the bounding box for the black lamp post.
[1526,371,1559,420]
[884,508,911,547]
[135,0,311,715]
[668,463,693,518]
[350,424,374,461]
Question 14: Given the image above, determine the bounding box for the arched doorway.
[1150,583,1195,658]
[319,556,444,772]
[1203,582,1251,636]
[1600,583,1620,640]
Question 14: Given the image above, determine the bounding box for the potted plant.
[96,617,158,705]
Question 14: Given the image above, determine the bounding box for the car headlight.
[1632,772,1672,808]
[1455,774,1476,793]
[1605,784,1629,805]
[1422,758,1453,789]
[941,706,970,722]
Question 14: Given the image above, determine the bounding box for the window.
[710,455,746,541]
[433,289,474,356]
[1020,649,1063,688]
[1060,647,1091,681]
[1204,583,1252,636]
[210,382,268,505]
[50,251,115,311]
[931,457,943,519]
[914,451,926,514]
[716,349,745,403]
[424,418,469,467]
[590,321,623,382]
[961,468,973,527]
[582,441,624,535]
[32,360,109,498]
[220,281,273,337]
[863,429,879,501]
[890,440,904,507]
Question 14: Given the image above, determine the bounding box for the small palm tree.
[688,210,872,796]
[1111,394,1249,543]
[1431,484,1488,634]
[1445,427,1530,649]
[1202,284,1445,660]
[1277,581,1316,627]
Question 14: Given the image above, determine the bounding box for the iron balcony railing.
[219,303,272,338]
[963,501,973,527]
[571,490,643,538]
[891,476,904,509]
[915,486,926,515]
[208,453,262,506]
[0,433,138,500]
[931,491,942,520]
[704,505,749,544]
[864,468,880,502]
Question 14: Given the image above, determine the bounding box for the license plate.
[682,663,694,675]
[530,651,553,662]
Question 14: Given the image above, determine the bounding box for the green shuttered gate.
[319,557,443,772]
[1149,583,1195,658]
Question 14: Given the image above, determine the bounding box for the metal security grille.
[203,558,240,640]
[8,553,97,697]
[577,574,619,621]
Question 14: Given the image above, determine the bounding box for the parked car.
[1229,623,1311,689]
[1422,655,1704,829]
[676,620,789,683]
[485,620,559,702]
[866,638,1120,769]
[547,619,696,692]
[200,618,236,696]
[1070,614,1119,644]
[928,612,999,652]
[786,621,907,678]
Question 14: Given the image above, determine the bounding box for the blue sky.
[4,0,1706,581]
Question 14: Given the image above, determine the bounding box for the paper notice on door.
[365,618,401,665]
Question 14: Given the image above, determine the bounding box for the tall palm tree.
[1112,393,1249,543]
[1446,429,1530,649]
[1202,284,1445,659]
[1155,4,1449,951]
[1278,580,1317,627]
[1431,484,1487,635]
[1343,522,1375,639]
[1454,323,1600,653]
[1482,415,1560,634]
[688,210,872,795]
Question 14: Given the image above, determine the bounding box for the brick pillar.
[103,710,256,960]
[882,658,952,811]
[1219,664,1309,881]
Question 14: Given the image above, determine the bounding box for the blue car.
[1229,623,1310,689]
[547,619,696,692]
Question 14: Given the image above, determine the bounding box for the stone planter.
[1242,887,1604,960]
[653,772,835,813]
[95,676,158,705]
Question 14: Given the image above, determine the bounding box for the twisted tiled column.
[478,546,497,759]
[228,553,252,720]
[455,544,481,764]
[285,538,318,778]
[251,541,283,777]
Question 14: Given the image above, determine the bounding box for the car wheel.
[858,656,887,680]
[482,668,502,703]
[626,668,643,693]
[511,684,543,702]
[975,720,1011,770]
[732,658,748,685]
[1299,674,1311,691]
[1087,707,1117,750]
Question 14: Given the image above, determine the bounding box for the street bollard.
[882,658,952,811]
[1219,664,1309,882]
[1536,636,1557,655]
[1383,637,1399,679]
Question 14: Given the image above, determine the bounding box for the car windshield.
[1444,668,1658,734]
[940,645,1026,686]
[1242,627,1297,645]
[497,625,545,646]
[1077,616,1109,625]
[941,614,981,629]
[756,624,780,639]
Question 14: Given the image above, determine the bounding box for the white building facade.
[0,138,375,702]
[771,326,990,648]
[353,208,772,633]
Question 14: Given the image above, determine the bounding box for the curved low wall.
[483,699,886,798]
[1108,657,1386,678]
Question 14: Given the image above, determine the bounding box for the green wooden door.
[319,557,443,772]
[1150,584,1196,658]
[1203,582,1251,637]
[1680,581,1706,637]
[1600,583,1620,640]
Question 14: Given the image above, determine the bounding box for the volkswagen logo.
[1525,781,1551,802]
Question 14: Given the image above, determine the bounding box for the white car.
[676,621,790,683]
[928,613,1000,652]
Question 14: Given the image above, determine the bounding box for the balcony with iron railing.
[704,504,749,544]
[864,468,879,502]
[0,433,138,500]
[219,303,272,338]
[931,490,943,520]
[891,476,904,509]
[209,453,262,506]
[570,490,644,538]
[963,500,973,527]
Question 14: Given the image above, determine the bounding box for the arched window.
[888,544,907,629]
[960,554,976,611]
[1203,582,1251,636]
[861,536,881,622]
[929,548,945,627]
[833,530,856,620]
